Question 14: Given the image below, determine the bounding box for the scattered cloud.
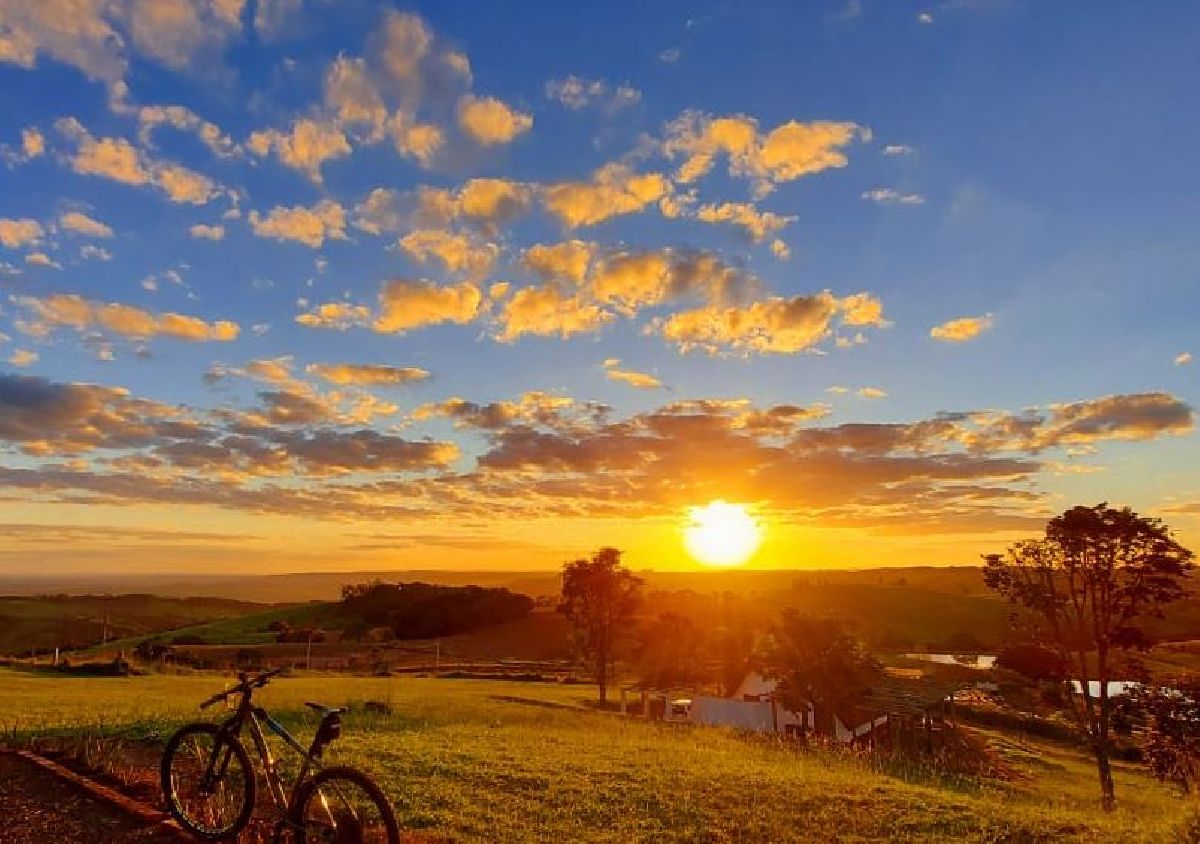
[15,293,238,342]
[456,95,533,146]
[249,200,347,248]
[60,211,113,238]
[544,163,670,228]
[603,359,664,390]
[373,279,483,334]
[1175,352,1192,367]
[24,252,60,269]
[883,144,914,156]
[930,314,993,342]
[0,218,43,248]
[306,363,430,386]
[6,349,38,367]
[189,223,225,240]
[545,76,641,112]
[662,111,865,197]
[862,187,925,205]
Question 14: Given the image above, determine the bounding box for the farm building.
[676,671,966,747]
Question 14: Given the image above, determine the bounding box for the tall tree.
[983,503,1194,810]
[758,611,881,729]
[638,612,709,690]
[559,547,644,704]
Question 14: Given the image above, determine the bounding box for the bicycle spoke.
[301,777,391,843]
[168,731,251,834]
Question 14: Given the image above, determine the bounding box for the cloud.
[15,293,239,342]
[544,163,670,228]
[930,314,993,342]
[24,252,60,269]
[862,187,925,205]
[56,117,220,204]
[545,76,641,111]
[456,95,533,146]
[457,178,533,228]
[694,201,795,243]
[524,240,594,285]
[249,200,347,248]
[306,363,430,386]
[373,279,483,334]
[883,144,914,156]
[857,387,888,399]
[189,223,225,240]
[132,103,239,158]
[21,127,44,157]
[119,0,244,73]
[0,0,126,83]
[1175,352,1192,366]
[603,359,664,390]
[60,211,113,238]
[662,111,864,196]
[295,302,371,330]
[399,229,497,277]
[0,218,43,248]
[494,284,613,342]
[917,12,934,24]
[654,291,883,356]
[6,349,37,367]
[247,118,352,184]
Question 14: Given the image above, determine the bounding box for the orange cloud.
[456,94,532,145]
[930,314,992,342]
[15,293,239,342]
[373,279,483,334]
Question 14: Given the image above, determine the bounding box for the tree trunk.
[597,655,608,704]
[1096,674,1115,811]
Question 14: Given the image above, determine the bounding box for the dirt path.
[0,753,182,843]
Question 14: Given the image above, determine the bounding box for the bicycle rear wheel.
[290,765,400,844]
[161,722,256,840]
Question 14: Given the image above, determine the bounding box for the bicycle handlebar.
[199,666,287,710]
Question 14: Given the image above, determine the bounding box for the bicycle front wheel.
[290,765,400,844]
[161,722,256,840]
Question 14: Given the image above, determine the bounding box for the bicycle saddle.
[305,701,347,715]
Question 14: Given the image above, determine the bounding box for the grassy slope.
[0,595,269,654]
[0,668,1186,842]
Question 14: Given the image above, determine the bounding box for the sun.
[683,500,763,568]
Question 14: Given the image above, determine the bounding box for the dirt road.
[0,753,183,843]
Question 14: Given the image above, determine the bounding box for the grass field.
[0,667,1191,842]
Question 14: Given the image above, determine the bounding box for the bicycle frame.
[217,692,326,814]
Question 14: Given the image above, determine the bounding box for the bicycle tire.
[289,765,401,844]
[161,722,257,840]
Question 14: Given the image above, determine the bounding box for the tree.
[995,643,1069,683]
[983,503,1194,810]
[638,612,708,689]
[559,547,643,704]
[758,611,881,729]
[1125,678,1200,793]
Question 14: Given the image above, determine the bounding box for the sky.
[0,0,1197,574]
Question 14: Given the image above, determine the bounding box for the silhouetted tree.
[559,547,643,704]
[638,612,708,689]
[995,643,1069,683]
[983,503,1194,810]
[758,611,881,725]
[1125,678,1200,792]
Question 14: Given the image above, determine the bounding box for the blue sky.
[0,0,1197,573]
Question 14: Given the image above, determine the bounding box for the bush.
[340,582,535,639]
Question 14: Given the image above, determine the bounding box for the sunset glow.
[0,2,1195,574]
[684,502,763,568]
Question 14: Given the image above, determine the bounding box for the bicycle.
[160,667,400,843]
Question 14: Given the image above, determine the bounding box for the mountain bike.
[160,667,400,843]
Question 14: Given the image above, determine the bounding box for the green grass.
[0,595,268,655]
[94,601,339,651]
[0,668,1190,842]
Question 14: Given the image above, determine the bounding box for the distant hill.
[0,566,992,603]
[0,594,270,655]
